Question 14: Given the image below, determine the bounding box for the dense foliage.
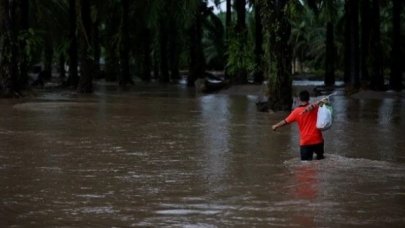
[0,0,403,109]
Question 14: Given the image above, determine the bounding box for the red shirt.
[285,104,323,146]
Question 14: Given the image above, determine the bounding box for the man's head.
[299,90,310,102]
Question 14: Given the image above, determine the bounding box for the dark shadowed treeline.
[0,0,403,110]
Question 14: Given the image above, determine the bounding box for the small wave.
[155,209,220,215]
[284,154,405,171]
[66,206,118,215]
[155,202,231,216]
[13,102,96,111]
[284,154,405,185]
[75,194,106,199]
[0,129,15,135]
[320,154,405,171]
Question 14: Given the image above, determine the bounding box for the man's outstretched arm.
[272,120,287,131]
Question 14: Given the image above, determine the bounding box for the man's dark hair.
[299,90,310,102]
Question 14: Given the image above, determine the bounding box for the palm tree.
[224,0,232,80]
[14,0,69,88]
[167,0,189,83]
[141,27,152,82]
[168,20,180,82]
[389,0,402,91]
[360,0,371,84]
[203,10,225,70]
[253,1,264,84]
[77,0,93,93]
[159,17,170,83]
[321,0,338,87]
[233,0,248,84]
[369,0,384,90]
[131,0,153,82]
[289,4,312,74]
[103,1,120,82]
[91,2,101,80]
[118,0,133,87]
[0,0,21,96]
[226,0,231,37]
[67,0,78,88]
[18,0,30,89]
[150,0,182,83]
[258,0,293,111]
[289,0,344,79]
[188,0,206,87]
[344,0,360,89]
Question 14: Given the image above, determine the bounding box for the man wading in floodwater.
[272,90,328,161]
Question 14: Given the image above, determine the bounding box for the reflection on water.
[291,164,318,200]
[199,95,231,194]
[0,85,404,227]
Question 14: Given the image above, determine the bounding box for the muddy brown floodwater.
[0,83,404,227]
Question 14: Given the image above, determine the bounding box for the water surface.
[1,84,404,227]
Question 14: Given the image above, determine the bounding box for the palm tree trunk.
[67,0,78,88]
[105,43,118,81]
[224,0,231,81]
[77,0,93,93]
[344,0,360,89]
[142,28,152,82]
[324,22,335,87]
[389,0,402,91]
[10,0,18,93]
[0,0,19,96]
[169,22,180,82]
[253,2,264,84]
[159,20,170,83]
[105,8,119,82]
[93,19,100,79]
[235,0,246,33]
[258,0,292,111]
[119,0,133,86]
[59,54,66,80]
[344,1,350,84]
[151,49,158,80]
[233,0,248,84]
[369,0,384,90]
[43,38,53,80]
[360,0,370,84]
[18,0,29,89]
[188,2,205,87]
[226,0,231,36]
